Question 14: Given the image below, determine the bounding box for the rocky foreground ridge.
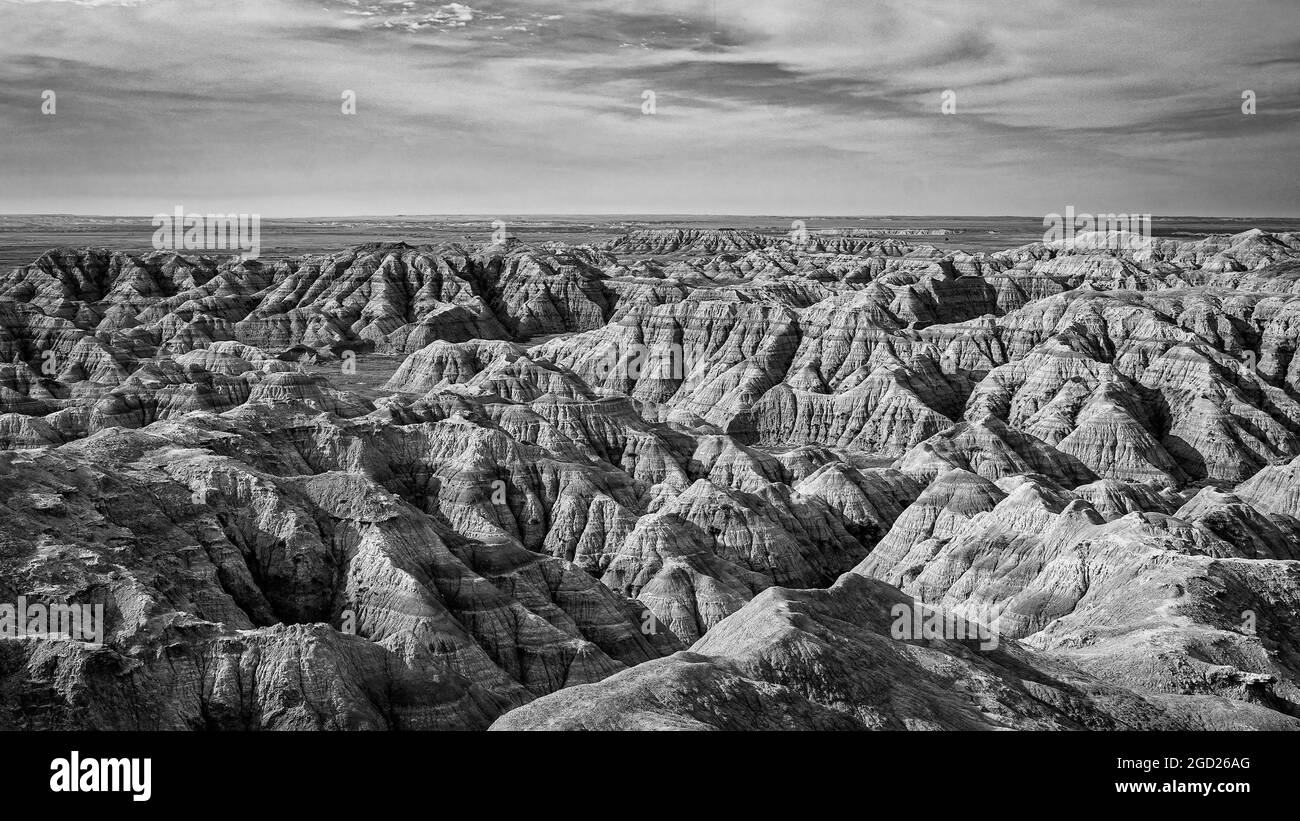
[4,227,1300,729]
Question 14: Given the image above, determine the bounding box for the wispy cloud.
[1,0,1296,215]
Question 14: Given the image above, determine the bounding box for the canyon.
[3,226,1300,730]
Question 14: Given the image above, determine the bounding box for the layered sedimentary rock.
[492,574,1296,730]
[0,427,676,729]
[4,227,1300,730]
[858,473,1300,715]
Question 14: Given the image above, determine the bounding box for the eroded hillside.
[4,227,1300,730]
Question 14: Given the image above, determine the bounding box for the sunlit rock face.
[5,227,1300,730]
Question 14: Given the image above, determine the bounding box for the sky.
[0,0,1297,217]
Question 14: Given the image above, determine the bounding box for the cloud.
[7,0,148,6]
[0,0,1296,216]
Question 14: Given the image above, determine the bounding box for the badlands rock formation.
[4,226,1300,730]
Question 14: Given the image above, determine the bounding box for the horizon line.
[2,212,1299,221]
